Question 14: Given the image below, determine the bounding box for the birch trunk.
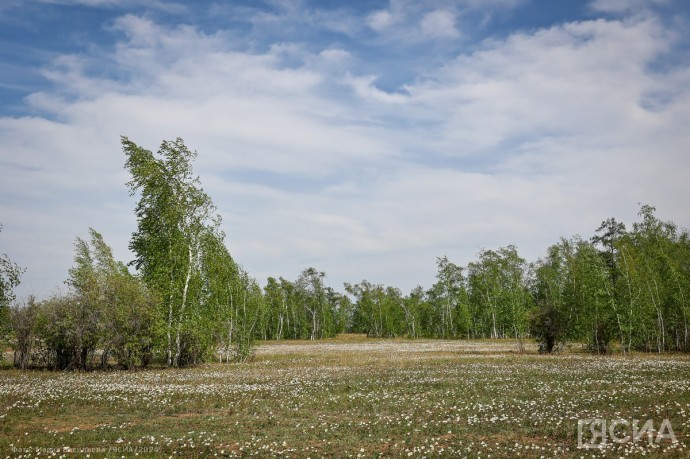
[173,244,194,367]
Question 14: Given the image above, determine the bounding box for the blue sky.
[1,0,689,299]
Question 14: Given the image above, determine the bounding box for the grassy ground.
[2,336,690,458]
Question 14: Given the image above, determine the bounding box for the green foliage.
[427,256,470,338]
[9,296,40,369]
[233,269,264,361]
[262,276,287,340]
[526,205,690,354]
[101,266,160,369]
[126,138,213,364]
[123,136,214,366]
[329,288,353,335]
[32,294,92,370]
[295,268,337,340]
[467,246,531,340]
[123,137,262,366]
[530,299,567,354]
[345,280,395,338]
[1,223,25,346]
[614,205,690,352]
[7,229,159,370]
[530,240,575,353]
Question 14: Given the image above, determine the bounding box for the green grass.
[2,337,690,457]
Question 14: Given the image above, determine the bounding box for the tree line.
[1,137,688,370]
[262,207,689,356]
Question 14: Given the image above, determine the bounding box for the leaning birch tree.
[123,137,219,367]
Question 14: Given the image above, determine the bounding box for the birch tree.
[468,246,530,339]
[345,280,384,337]
[296,268,336,340]
[615,205,690,352]
[530,242,571,353]
[69,229,158,369]
[124,137,222,367]
[428,256,470,338]
[1,223,25,340]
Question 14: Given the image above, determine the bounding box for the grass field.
[2,336,690,458]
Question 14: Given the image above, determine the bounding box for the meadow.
[2,336,690,458]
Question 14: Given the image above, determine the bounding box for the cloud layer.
[1,0,689,298]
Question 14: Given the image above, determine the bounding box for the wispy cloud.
[589,0,671,14]
[30,0,188,12]
[209,0,364,40]
[366,0,523,43]
[421,10,461,40]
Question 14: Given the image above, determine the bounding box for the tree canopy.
[3,137,690,370]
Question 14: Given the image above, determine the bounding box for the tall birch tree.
[124,137,220,367]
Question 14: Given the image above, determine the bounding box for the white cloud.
[367,9,395,31]
[345,74,410,104]
[420,10,460,39]
[1,6,689,300]
[403,17,675,155]
[365,0,521,42]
